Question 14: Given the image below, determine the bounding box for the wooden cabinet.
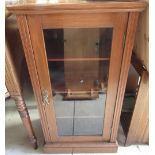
[7,0,147,153]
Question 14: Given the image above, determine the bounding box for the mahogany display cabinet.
[7,0,147,153]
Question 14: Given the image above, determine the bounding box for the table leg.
[14,95,38,149]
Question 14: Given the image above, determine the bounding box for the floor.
[5,82,149,155]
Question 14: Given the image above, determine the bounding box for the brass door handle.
[42,89,49,106]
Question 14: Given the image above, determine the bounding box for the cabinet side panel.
[110,12,139,142]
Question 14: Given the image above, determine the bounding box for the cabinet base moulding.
[44,142,118,153]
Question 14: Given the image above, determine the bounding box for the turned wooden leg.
[14,96,38,149]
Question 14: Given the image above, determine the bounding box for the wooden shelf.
[48,57,110,62]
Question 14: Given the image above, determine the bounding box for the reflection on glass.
[48,61,109,95]
[44,28,113,59]
[43,28,113,136]
[54,93,106,136]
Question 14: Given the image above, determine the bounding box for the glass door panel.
[43,28,113,136]
[44,28,112,59]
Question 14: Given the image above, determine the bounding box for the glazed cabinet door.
[26,13,128,142]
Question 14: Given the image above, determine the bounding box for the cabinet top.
[6,0,147,14]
